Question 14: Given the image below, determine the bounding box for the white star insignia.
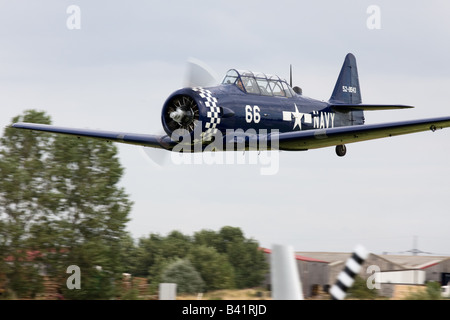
[291,104,303,130]
[282,104,311,130]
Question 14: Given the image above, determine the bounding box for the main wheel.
[335,145,347,157]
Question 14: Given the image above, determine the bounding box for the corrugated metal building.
[263,248,450,299]
[379,255,450,286]
[261,248,328,298]
[296,252,405,287]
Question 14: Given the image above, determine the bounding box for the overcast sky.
[1,1,450,255]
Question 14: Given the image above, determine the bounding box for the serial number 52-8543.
[342,86,357,93]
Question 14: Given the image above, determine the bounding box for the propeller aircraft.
[12,53,450,158]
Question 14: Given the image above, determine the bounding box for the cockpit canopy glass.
[222,69,295,97]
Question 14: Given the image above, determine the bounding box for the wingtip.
[10,122,25,129]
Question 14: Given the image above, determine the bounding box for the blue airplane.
[12,53,450,157]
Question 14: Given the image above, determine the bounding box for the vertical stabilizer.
[329,53,362,104]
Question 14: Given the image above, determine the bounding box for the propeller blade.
[184,58,219,88]
[140,133,171,167]
[140,147,171,167]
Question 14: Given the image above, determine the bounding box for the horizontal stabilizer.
[331,104,414,112]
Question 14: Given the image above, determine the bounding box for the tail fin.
[329,53,362,104]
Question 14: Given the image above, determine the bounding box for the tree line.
[121,226,268,296]
[0,110,267,299]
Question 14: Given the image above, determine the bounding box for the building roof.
[296,251,450,270]
[295,252,353,265]
[378,254,450,269]
[261,248,327,263]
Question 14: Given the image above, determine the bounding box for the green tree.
[134,234,164,277]
[193,229,222,250]
[194,226,268,289]
[133,227,268,294]
[133,232,193,293]
[218,226,245,253]
[188,245,235,291]
[118,233,139,275]
[225,239,268,289]
[0,110,132,299]
[47,133,132,299]
[161,259,204,294]
[0,110,52,298]
[161,231,192,260]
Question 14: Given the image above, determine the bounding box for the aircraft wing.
[273,116,450,151]
[11,122,175,150]
[13,116,450,153]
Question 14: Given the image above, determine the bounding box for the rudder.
[329,53,362,105]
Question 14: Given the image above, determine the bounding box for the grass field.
[177,288,273,300]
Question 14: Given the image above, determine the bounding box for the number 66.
[245,105,261,124]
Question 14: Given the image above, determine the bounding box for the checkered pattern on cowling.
[193,87,221,142]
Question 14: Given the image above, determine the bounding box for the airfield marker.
[271,244,304,300]
[329,245,369,300]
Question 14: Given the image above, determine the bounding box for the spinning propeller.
[141,58,219,167]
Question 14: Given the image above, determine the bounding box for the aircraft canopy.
[222,69,296,97]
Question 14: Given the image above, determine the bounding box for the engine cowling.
[161,93,200,136]
[161,88,221,144]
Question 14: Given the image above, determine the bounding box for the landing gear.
[335,145,347,157]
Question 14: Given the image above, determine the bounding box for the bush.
[346,276,379,300]
[405,281,442,300]
[161,259,205,294]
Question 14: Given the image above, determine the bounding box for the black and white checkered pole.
[330,245,369,300]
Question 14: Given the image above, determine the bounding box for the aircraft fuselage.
[162,84,365,145]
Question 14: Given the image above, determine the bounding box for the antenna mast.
[289,64,293,87]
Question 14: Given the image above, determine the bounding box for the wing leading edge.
[273,116,450,151]
[11,122,175,150]
[12,116,450,153]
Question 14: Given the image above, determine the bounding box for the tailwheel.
[335,144,347,157]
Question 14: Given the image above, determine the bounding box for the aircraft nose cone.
[170,108,184,122]
[170,108,194,126]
